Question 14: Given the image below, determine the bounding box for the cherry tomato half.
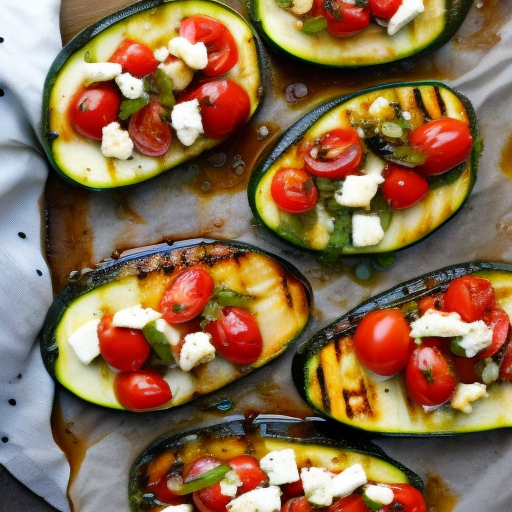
[179,15,238,76]
[381,484,427,512]
[206,306,263,364]
[69,84,121,140]
[405,345,456,407]
[114,370,172,411]
[97,314,150,371]
[323,1,371,37]
[369,0,402,21]
[479,307,510,360]
[228,455,268,495]
[499,340,512,381]
[451,354,480,384]
[180,80,250,139]
[301,128,363,179]
[326,494,369,512]
[417,295,442,316]
[442,275,495,323]
[109,39,159,77]
[352,308,412,377]
[281,496,314,512]
[409,117,473,176]
[381,164,429,209]
[128,99,172,156]
[271,167,318,214]
[160,267,214,324]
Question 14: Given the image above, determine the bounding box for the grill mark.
[282,275,294,308]
[434,85,447,116]
[413,87,431,122]
[316,365,331,414]
[343,378,373,419]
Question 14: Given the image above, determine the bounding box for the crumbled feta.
[290,0,314,15]
[168,37,208,70]
[331,464,367,499]
[259,449,299,486]
[154,46,170,62]
[160,505,194,512]
[158,59,195,92]
[334,174,384,209]
[364,484,394,506]
[301,467,335,507]
[351,213,385,248]
[171,99,204,146]
[68,319,101,365]
[112,305,162,329]
[101,122,134,160]
[226,485,282,512]
[387,0,424,36]
[368,96,395,119]
[153,318,182,347]
[178,331,215,371]
[115,72,144,99]
[361,152,385,179]
[450,382,487,413]
[458,321,494,358]
[220,470,242,498]
[83,62,122,82]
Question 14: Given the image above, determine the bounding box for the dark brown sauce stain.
[426,473,459,512]
[499,131,512,180]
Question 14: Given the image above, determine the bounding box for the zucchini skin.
[42,0,266,190]
[249,0,473,67]
[292,261,512,436]
[128,414,425,511]
[248,80,481,257]
[41,238,312,410]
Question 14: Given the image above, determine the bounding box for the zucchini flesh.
[42,0,263,190]
[128,415,425,511]
[250,0,473,67]
[248,81,481,257]
[293,262,512,435]
[41,239,311,411]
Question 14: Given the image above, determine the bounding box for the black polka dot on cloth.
[18,232,26,239]
[8,399,16,406]
[1,437,8,444]
[0,89,4,97]
[0,37,4,43]
[36,269,43,276]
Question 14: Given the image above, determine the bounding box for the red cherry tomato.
[442,275,495,323]
[128,99,171,156]
[409,117,473,175]
[499,340,512,381]
[369,0,402,21]
[326,494,369,512]
[406,345,456,406]
[323,1,371,37]
[206,306,263,364]
[479,307,510,359]
[114,370,172,410]
[352,308,412,376]
[180,80,250,139]
[451,354,480,384]
[148,476,188,505]
[301,128,363,179]
[281,496,314,512]
[160,267,214,324]
[97,314,150,371]
[109,39,159,77]
[381,164,429,209]
[417,295,442,316]
[381,484,427,512]
[69,84,121,140]
[179,15,238,76]
[271,167,318,214]
[228,455,268,494]
[281,479,305,503]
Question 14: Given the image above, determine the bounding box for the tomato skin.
[271,167,318,214]
[369,0,402,21]
[180,80,250,139]
[228,455,268,494]
[353,308,412,377]
[301,128,363,179]
[109,39,159,77]
[409,117,473,175]
[326,494,369,512]
[206,306,263,365]
[442,275,495,323]
[406,345,456,406]
[381,484,427,512]
[69,84,121,140]
[323,1,371,37]
[179,15,238,76]
[128,99,172,156]
[97,314,150,371]
[479,307,510,360]
[417,295,442,316]
[114,370,172,410]
[451,354,480,384]
[160,267,214,324]
[281,496,314,512]
[281,479,305,503]
[499,340,512,381]
[381,164,429,209]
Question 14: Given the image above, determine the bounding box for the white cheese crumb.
[158,59,195,92]
[171,99,204,146]
[331,464,367,499]
[168,37,208,70]
[160,505,194,512]
[388,0,425,35]
[111,305,162,330]
[351,213,385,247]
[154,46,170,62]
[178,331,215,371]
[361,152,386,179]
[101,122,134,160]
[220,470,242,498]
[368,96,395,119]
[153,318,182,347]
[450,382,487,413]
[334,174,384,209]
[364,484,394,506]
[115,72,144,99]
[227,485,282,512]
[83,62,122,82]
[259,449,300,486]
[68,319,101,365]
[301,467,335,507]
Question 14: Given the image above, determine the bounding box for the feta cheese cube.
[178,331,215,371]
[68,319,101,365]
[154,46,170,62]
[362,152,385,179]
[112,305,162,329]
[115,72,144,99]
[83,62,122,82]
[351,213,385,247]
[458,321,494,358]
[158,59,195,92]
[259,449,299,486]
[388,0,424,35]
[334,174,384,209]
[168,37,208,70]
[220,470,242,498]
[226,485,282,512]
[450,382,487,413]
[364,484,394,506]
[101,122,134,160]
[160,505,193,512]
[331,464,367,499]
[171,99,204,146]
[300,467,335,507]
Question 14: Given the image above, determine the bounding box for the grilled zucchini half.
[248,81,481,258]
[41,239,311,411]
[129,414,426,511]
[293,261,512,435]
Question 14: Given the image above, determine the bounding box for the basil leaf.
[118,94,150,120]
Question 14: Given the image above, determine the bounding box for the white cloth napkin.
[0,0,71,510]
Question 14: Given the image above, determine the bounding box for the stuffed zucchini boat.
[42,0,265,190]
[292,261,512,435]
[248,81,481,259]
[250,0,473,67]
[41,239,311,411]
[129,414,427,511]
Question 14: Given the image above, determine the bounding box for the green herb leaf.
[301,17,328,34]
[178,464,232,494]
[118,94,150,121]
